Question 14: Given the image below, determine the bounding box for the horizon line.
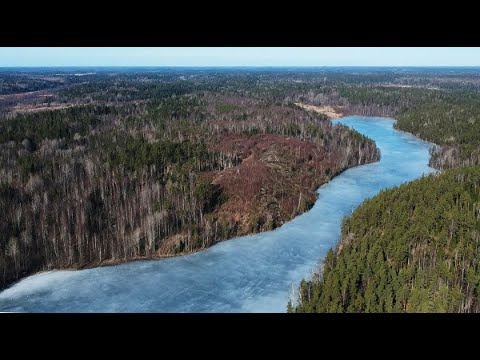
[2,65,480,68]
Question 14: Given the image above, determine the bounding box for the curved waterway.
[0,116,436,312]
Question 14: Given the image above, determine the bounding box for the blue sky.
[1,48,480,67]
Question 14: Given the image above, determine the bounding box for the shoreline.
[0,115,444,313]
[1,111,438,295]
[0,109,386,294]
[0,155,378,292]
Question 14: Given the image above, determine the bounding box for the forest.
[0,69,380,290]
[3,67,480,313]
[290,167,480,313]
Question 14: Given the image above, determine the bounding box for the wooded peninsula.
[0,68,380,289]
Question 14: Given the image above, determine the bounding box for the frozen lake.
[0,116,436,312]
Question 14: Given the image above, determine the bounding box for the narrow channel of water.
[0,116,436,312]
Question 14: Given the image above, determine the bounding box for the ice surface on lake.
[0,116,436,312]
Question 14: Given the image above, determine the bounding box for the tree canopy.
[291,167,480,313]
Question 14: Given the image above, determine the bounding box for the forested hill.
[290,167,480,313]
[0,73,379,290]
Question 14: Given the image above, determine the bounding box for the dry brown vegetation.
[207,133,333,234]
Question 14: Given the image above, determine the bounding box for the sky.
[1,47,480,67]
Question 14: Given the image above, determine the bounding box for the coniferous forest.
[291,167,480,313]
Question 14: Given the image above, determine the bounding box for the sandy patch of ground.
[11,103,75,114]
[295,103,343,119]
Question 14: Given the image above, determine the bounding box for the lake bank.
[0,116,435,312]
